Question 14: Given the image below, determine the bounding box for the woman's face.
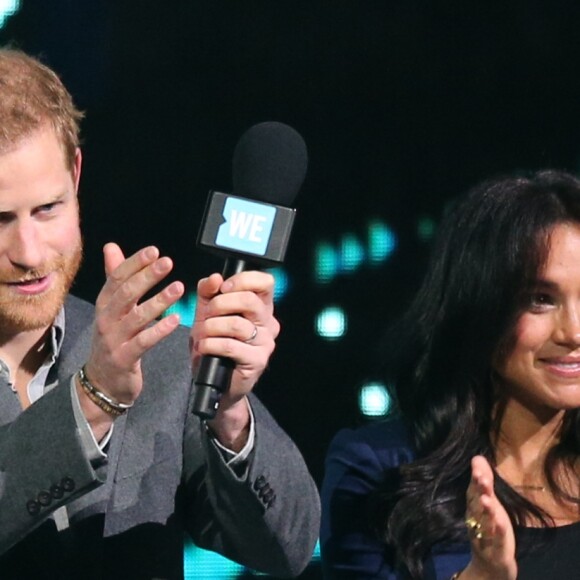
[495,222,580,416]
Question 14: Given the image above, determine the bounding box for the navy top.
[321,418,580,579]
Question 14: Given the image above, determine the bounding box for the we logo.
[216,197,277,256]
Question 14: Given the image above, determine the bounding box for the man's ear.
[73,147,82,192]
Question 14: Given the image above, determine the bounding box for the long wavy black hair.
[373,170,580,578]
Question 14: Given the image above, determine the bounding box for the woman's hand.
[459,456,517,580]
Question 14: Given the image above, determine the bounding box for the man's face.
[0,126,82,336]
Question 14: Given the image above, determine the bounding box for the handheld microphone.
[192,121,308,419]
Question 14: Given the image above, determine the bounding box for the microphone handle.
[192,258,248,419]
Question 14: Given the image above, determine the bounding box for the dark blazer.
[0,295,320,579]
[320,418,470,579]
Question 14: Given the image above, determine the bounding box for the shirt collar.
[0,306,66,397]
[49,306,66,361]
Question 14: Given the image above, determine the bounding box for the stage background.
[3,1,580,577]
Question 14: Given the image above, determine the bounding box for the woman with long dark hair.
[321,170,580,579]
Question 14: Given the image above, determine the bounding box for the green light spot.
[417,216,436,241]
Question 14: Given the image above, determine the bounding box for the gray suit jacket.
[0,295,320,578]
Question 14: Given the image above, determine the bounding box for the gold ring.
[465,516,484,540]
[465,516,481,531]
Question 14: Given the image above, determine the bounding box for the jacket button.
[258,483,271,498]
[37,490,52,506]
[50,484,64,499]
[61,477,75,492]
[253,476,266,491]
[26,500,40,515]
[267,494,277,509]
[263,489,275,504]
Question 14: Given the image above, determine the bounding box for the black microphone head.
[232,121,308,207]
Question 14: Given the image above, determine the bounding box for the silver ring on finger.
[243,324,258,343]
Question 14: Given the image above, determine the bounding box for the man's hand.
[191,271,280,451]
[80,243,184,438]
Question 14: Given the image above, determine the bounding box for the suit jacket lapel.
[0,375,21,426]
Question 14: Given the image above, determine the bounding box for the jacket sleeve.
[320,423,413,579]
[182,392,321,579]
[0,380,104,556]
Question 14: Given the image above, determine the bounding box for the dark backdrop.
[3,1,580,575]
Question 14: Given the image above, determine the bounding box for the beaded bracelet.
[77,365,134,417]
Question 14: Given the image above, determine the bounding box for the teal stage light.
[358,382,391,417]
[316,306,347,340]
[367,220,397,264]
[315,241,339,284]
[267,266,289,301]
[184,538,321,578]
[184,538,244,579]
[165,293,197,327]
[0,0,20,29]
[339,233,365,273]
[316,220,397,285]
